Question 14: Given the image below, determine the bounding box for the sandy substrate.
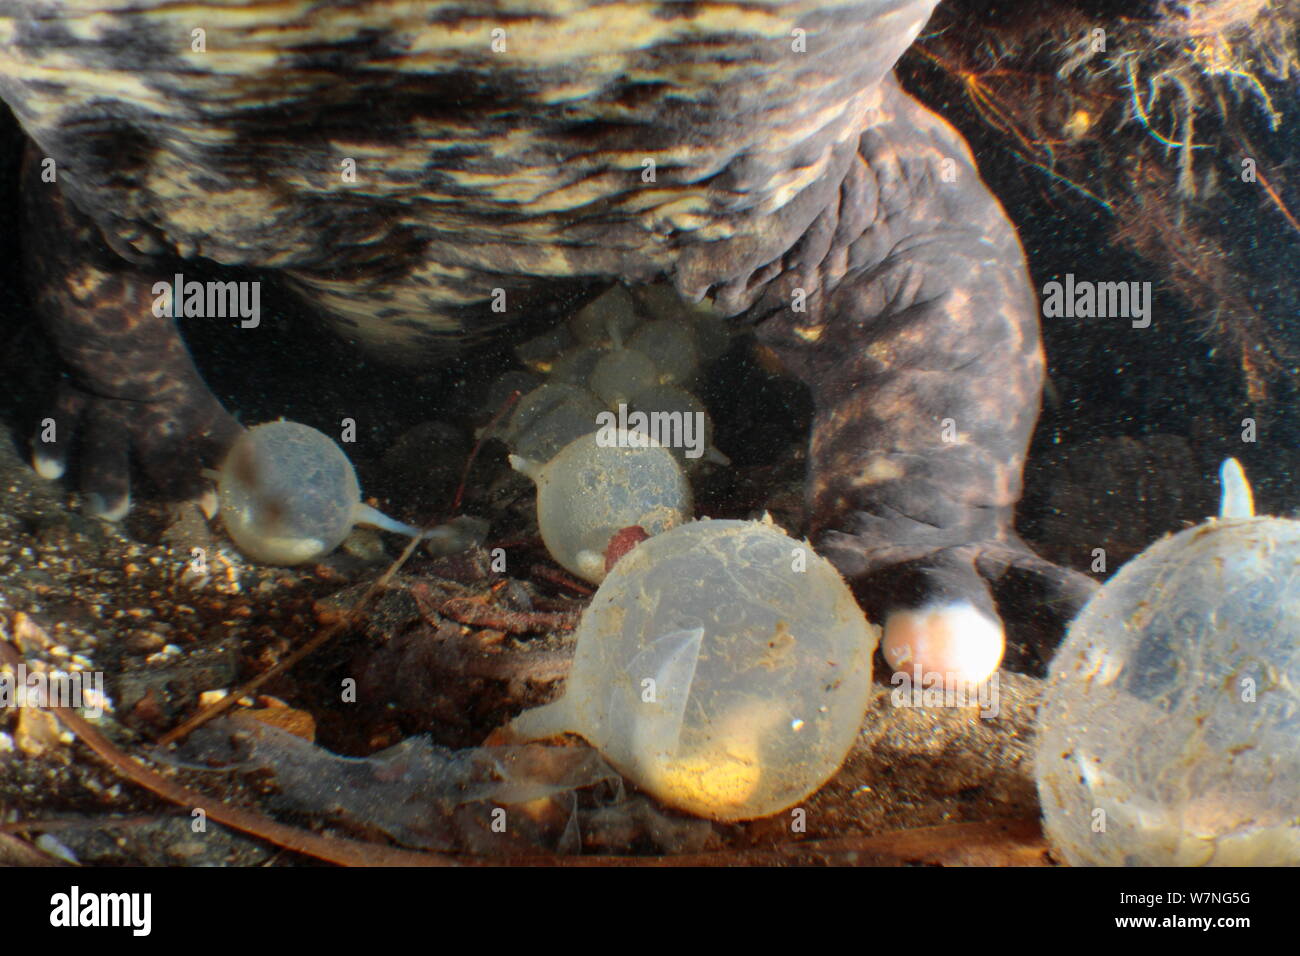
[0,370,1229,867]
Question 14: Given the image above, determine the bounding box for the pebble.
[145,645,183,665]
[35,834,80,865]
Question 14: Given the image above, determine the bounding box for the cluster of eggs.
[209,283,727,574]
[495,291,893,819]
[499,283,732,583]
[204,289,889,826]
[499,282,730,468]
[495,290,892,819]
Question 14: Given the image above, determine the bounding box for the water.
[0,0,1297,865]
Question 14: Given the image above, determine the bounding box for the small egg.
[629,319,700,387]
[499,382,605,463]
[547,346,606,387]
[510,429,690,583]
[514,325,576,372]
[569,285,641,348]
[217,421,360,566]
[628,384,721,468]
[215,420,429,565]
[588,348,659,408]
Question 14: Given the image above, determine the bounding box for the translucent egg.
[631,282,687,324]
[628,319,700,387]
[588,348,659,407]
[499,382,605,463]
[628,385,724,469]
[1035,514,1300,865]
[547,346,606,387]
[632,282,730,363]
[216,421,427,565]
[514,325,575,372]
[508,519,879,820]
[510,429,691,583]
[217,421,363,565]
[569,285,641,348]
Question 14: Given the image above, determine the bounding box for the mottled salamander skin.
[1,0,1096,666]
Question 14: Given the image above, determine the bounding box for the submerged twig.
[1,638,454,866]
[157,533,426,747]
